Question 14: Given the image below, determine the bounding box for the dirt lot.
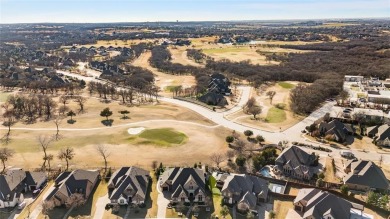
[226,82,304,132]
[132,51,196,96]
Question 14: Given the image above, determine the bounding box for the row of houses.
[275,146,389,192]
[69,46,134,57]
[89,61,125,77]
[1,160,384,218]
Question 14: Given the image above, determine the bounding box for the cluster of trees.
[88,81,158,104]
[149,45,211,93]
[367,191,389,210]
[223,130,268,173]
[290,77,343,114]
[186,49,207,63]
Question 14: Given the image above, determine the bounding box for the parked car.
[18,201,26,210]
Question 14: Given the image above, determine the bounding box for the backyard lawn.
[272,197,294,219]
[265,107,287,123]
[278,82,295,89]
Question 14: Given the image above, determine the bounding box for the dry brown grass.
[272,197,294,219]
[324,157,340,183]
[131,51,196,96]
[168,46,205,67]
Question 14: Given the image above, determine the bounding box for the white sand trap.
[127,127,145,135]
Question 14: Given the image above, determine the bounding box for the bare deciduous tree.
[74,96,87,113]
[37,135,54,171]
[235,139,247,155]
[226,150,236,161]
[58,147,75,171]
[1,104,15,145]
[65,193,86,209]
[42,200,55,215]
[266,91,276,104]
[210,153,225,168]
[0,147,14,173]
[53,116,63,140]
[95,144,111,174]
[248,106,262,120]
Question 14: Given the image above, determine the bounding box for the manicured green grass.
[265,107,287,123]
[138,128,187,146]
[208,175,222,195]
[278,82,295,89]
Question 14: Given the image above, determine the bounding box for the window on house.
[120,199,124,204]
[189,186,193,189]
[198,195,203,201]
[181,197,185,202]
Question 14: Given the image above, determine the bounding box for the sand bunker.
[127,127,145,135]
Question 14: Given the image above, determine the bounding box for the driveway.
[156,179,170,218]
[93,194,109,219]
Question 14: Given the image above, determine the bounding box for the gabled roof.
[368,124,390,141]
[160,167,205,194]
[221,174,268,203]
[25,171,46,187]
[276,146,315,167]
[108,166,149,201]
[47,169,99,201]
[343,160,389,190]
[239,191,257,210]
[0,168,26,202]
[294,188,354,219]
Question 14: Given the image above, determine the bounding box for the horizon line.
[1,16,390,25]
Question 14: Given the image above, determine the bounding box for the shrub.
[275,103,286,110]
[226,136,235,143]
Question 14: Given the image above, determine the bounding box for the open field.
[4,121,230,170]
[132,51,196,96]
[226,82,304,132]
[168,46,205,67]
[203,46,279,65]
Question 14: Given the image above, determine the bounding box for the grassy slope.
[266,107,287,123]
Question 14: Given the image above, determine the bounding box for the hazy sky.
[1,0,389,23]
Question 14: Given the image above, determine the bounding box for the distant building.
[366,124,390,146]
[344,75,364,82]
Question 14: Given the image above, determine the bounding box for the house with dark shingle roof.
[221,174,268,213]
[0,168,47,209]
[343,160,389,192]
[294,188,365,219]
[159,167,206,204]
[366,124,390,147]
[319,119,355,143]
[45,169,99,207]
[107,166,150,205]
[275,146,318,180]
